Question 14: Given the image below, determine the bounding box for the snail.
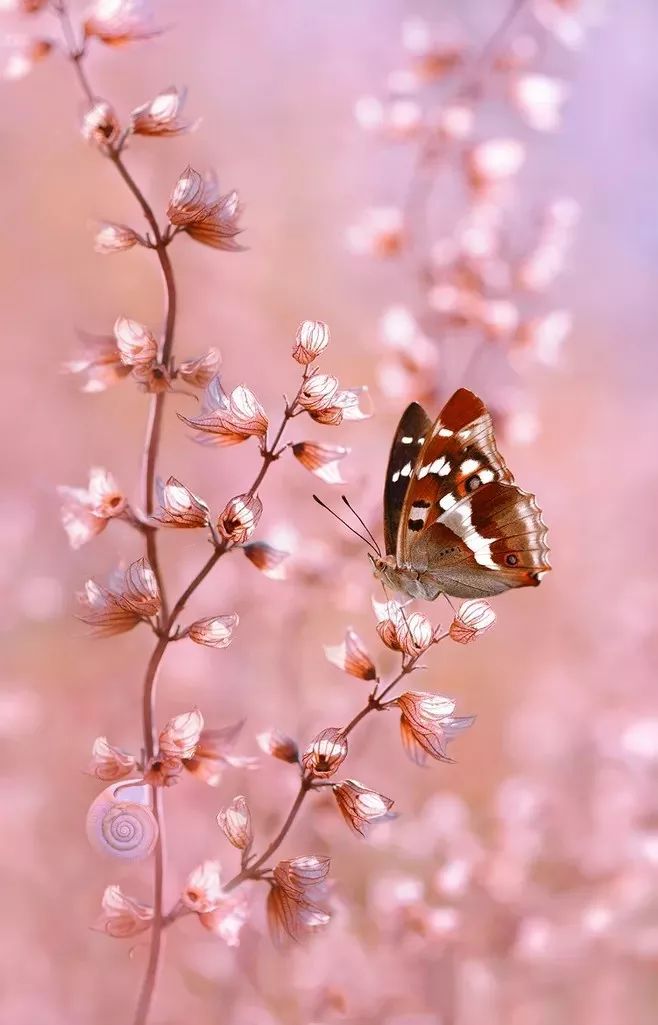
[86,782,158,861]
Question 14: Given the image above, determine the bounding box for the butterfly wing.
[383,402,432,556]
[397,389,550,598]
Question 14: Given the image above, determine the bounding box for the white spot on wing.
[438,428,453,437]
[442,499,498,568]
[400,462,412,477]
[461,458,480,474]
[418,465,429,479]
[439,461,451,476]
[392,470,400,483]
[429,457,446,474]
[439,493,457,511]
[401,435,413,444]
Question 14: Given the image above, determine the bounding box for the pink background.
[2,1,657,1023]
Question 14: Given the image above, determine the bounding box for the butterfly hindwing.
[383,402,432,556]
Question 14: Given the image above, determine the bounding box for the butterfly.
[369,389,551,600]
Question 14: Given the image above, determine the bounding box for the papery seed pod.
[84,0,160,46]
[81,100,120,148]
[217,795,252,850]
[395,691,475,765]
[152,476,209,528]
[130,85,195,137]
[266,882,330,944]
[256,729,299,764]
[178,349,221,388]
[449,599,496,644]
[113,316,158,367]
[94,222,142,254]
[375,600,433,656]
[274,855,331,894]
[167,166,244,250]
[301,728,348,778]
[217,493,262,545]
[87,736,136,782]
[86,783,158,861]
[292,442,350,484]
[93,884,153,938]
[243,542,288,579]
[188,614,239,649]
[324,629,377,681]
[180,380,267,445]
[332,779,394,836]
[292,320,330,365]
[159,708,204,760]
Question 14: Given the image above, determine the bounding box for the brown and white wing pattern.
[396,389,550,598]
[383,402,432,557]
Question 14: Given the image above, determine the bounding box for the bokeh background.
[2,1,658,1023]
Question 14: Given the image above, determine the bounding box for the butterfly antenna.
[312,495,379,553]
[340,495,381,556]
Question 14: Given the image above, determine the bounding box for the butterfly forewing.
[383,402,431,556]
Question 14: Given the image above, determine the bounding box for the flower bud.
[188,614,239,649]
[256,729,299,764]
[332,779,394,836]
[82,100,120,148]
[217,493,262,545]
[292,320,330,365]
[217,795,252,850]
[324,629,377,681]
[182,860,223,913]
[449,599,496,644]
[301,727,348,778]
[159,708,204,761]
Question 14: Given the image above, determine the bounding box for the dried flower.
[302,727,348,778]
[375,600,433,656]
[466,138,526,190]
[188,614,239,649]
[243,542,289,579]
[199,890,249,946]
[179,378,268,445]
[394,691,475,765]
[292,441,350,484]
[81,100,120,148]
[65,331,130,392]
[86,736,136,782]
[59,466,125,549]
[159,708,204,761]
[84,0,160,46]
[177,349,221,388]
[113,316,158,368]
[297,376,371,426]
[151,476,209,528]
[130,85,195,137]
[93,222,142,254]
[292,320,330,365]
[267,855,331,943]
[183,723,257,786]
[78,558,160,636]
[142,756,182,788]
[512,73,568,132]
[324,629,377,681]
[2,37,53,81]
[93,885,153,938]
[167,165,243,251]
[449,599,497,644]
[217,795,252,850]
[217,493,263,545]
[182,860,223,913]
[257,729,299,764]
[332,779,394,836]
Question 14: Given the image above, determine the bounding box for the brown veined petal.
[256,729,299,764]
[332,779,394,836]
[167,165,210,224]
[159,708,204,761]
[86,736,136,782]
[292,320,330,365]
[217,493,262,545]
[301,728,348,778]
[113,557,160,617]
[449,599,496,644]
[84,0,160,46]
[151,476,209,528]
[185,191,245,251]
[178,349,221,388]
[130,85,196,137]
[292,442,350,484]
[77,579,141,637]
[113,316,158,367]
[297,374,339,413]
[93,885,153,938]
[395,691,474,764]
[324,629,377,681]
[217,795,252,850]
[93,221,142,254]
[179,382,267,446]
[274,855,331,894]
[187,614,239,649]
[243,542,289,579]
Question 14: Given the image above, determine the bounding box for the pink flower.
[217,795,252,850]
[292,442,350,484]
[449,599,496,644]
[113,316,158,368]
[188,614,239,649]
[93,885,153,938]
[59,467,125,549]
[130,85,196,137]
[78,558,161,636]
[167,166,243,251]
[84,0,160,47]
[81,101,120,148]
[324,629,377,681]
[177,349,220,388]
[199,890,249,946]
[180,378,267,445]
[292,320,330,365]
[64,331,131,393]
[217,493,263,545]
[297,375,371,426]
[332,779,394,836]
[87,737,136,782]
[374,599,433,657]
[256,729,299,764]
[159,708,204,761]
[151,476,209,528]
[183,722,257,786]
[182,860,223,913]
[302,727,348,778]
[394,691,475,765]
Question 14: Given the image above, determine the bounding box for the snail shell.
[86,783,158,861]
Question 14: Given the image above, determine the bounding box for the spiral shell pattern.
[86,784,158,861]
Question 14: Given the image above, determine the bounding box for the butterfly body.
[372,390,551,601]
